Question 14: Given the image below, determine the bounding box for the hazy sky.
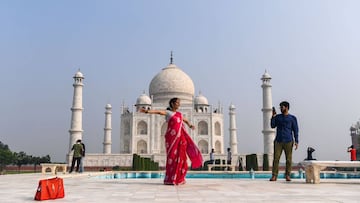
[1,0,360,163]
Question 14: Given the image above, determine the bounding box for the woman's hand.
[189,124,195,130]
[139,108,148,113]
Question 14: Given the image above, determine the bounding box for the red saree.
[164,111,203,185]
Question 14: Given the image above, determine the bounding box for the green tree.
[33,155,51,172]
[40,155,51,163]
[0,141,14,173]
[27,155,51,172]
[13,151,31,173]
[30,156,40,172]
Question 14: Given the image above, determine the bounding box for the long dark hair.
[167,97,179,110]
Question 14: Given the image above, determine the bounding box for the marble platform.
[0,172,360,202]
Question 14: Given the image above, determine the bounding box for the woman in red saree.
[140,97,203,185]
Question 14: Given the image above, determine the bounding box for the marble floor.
[1,172,360,203]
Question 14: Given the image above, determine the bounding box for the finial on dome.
[261,69,271,80]
[170,51,173,64]
[74,69,84,78]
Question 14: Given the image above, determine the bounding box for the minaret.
[229,104,238,154]
[103,104,112,154]
[68,70,84,153]
[261,70,275,156]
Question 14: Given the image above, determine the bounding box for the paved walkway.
[1,172,360,202]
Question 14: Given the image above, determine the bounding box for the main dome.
[149,63,195,104]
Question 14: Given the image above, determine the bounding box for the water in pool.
[93,171,360,180]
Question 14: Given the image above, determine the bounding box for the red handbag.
[34,177,65,201]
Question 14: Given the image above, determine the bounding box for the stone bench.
[208,163,236,171]
[40,163,68,175]
[300,160,360,184]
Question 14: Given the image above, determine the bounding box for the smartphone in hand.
[272,107,276,115]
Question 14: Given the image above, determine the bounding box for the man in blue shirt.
[270,101,299,182]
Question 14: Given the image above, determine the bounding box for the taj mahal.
[67,55,276,168]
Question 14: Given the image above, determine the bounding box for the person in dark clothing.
[227,148,232,165]
[210,148,215,164]
[69,139,83,173]
[226,147,232,171]
[270,101,299,182]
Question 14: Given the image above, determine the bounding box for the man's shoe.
[269,176,277,181]
[285,175,291,181]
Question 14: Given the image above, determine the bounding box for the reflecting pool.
[92,171,360,180]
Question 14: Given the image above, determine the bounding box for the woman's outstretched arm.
[183,117,195,130]
[139,108,166,116]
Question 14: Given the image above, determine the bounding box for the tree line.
[0,141,51,173]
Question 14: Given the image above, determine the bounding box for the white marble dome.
[136,93,152,105]
[194,93,208,105]
[74,70,84,78]
[261,71,271,79]
[149,63,195,104]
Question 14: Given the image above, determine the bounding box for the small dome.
[74,70,84,78]
[229,104,236,110]
[105,104,112,109]
[261,70,271,79]
[194,93,208,105]
[350,125,357,131]
[136,93,152,105]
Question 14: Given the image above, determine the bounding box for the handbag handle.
[46,178,60,199]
